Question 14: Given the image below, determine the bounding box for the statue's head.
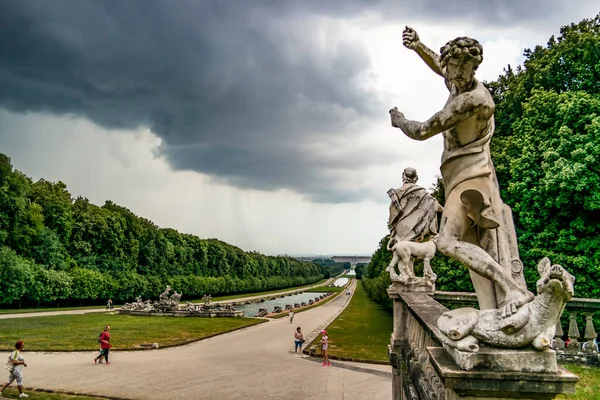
[440,37,483,89]
[402,167,418,184]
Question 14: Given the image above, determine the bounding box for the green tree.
[0,247,34,304]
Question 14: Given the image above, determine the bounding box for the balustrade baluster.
[583,312,597,353]
[567,311,581,351]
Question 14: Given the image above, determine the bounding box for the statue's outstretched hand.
[389,107,405,128]
[402,26,420,50]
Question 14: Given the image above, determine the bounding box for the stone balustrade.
[389,286,578,400]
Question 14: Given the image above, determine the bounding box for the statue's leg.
[387,252,400,278]
[397,243,413,276]
[423,257,436,280]
[437,193,533,313]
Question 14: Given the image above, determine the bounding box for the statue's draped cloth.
[440,119,526,309]
[388,184,439,242]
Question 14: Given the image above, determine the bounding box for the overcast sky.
[0,1,598,256]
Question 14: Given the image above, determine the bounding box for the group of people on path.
[0,324,112,399]
[292,326,330,367]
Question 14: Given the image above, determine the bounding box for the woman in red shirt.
[94,325,112,365]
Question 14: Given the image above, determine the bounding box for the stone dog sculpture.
[437,258,574,353]
[386,233,437,282]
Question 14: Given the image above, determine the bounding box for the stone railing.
[435,291,600,360]
[388,286,578,400]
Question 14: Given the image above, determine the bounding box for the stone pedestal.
[442,344,558,374]
[429,347,578,400]
[388,290,579,400]
[389,278,435,294]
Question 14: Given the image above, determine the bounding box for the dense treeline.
[363,14,600,306]
[0,154,329,307]
[311,258,349,276]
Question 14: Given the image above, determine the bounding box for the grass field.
[313,282,392,363]
[0,388,105,400]
[0,314,263,351]
[558,364,600,399]
[0,305,107,315]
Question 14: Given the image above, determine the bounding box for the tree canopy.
[0,154,334,307]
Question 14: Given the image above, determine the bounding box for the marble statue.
[385,167,442,284]
[388,26,574,351]
[389,26,532,313]
[159,285,172,303]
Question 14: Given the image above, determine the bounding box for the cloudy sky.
[0,1,598,256]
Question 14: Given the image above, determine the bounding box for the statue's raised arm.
[402,26,444,77]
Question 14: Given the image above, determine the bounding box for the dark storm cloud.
[0,0,595,202]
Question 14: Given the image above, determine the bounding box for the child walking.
[0,340,29,398]
[320,330,331,367]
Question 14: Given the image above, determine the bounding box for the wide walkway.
[3,280,392,400]
[0,279,336,320]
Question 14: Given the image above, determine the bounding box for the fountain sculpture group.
[119,286,242,317]
[385,25,578,399]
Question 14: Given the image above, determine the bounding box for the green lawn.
[0,388,105,399]
[0,314,263,351]
[312,282,392,362]
[558,364,600,400]
[0,305,108,315]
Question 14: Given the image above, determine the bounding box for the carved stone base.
[429,347,577,399]
[442,344,558,373]
[388,277,435,294]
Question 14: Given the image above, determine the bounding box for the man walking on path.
[94,325,112,365]
[289,310,294,324]
[0,340,29,398]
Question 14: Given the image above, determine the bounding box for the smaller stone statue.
[159,286,172,303]
[385,168,443,286]
[202,294,212,305]
[170,291,182,307]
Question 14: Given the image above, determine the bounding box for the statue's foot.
[425,272,437,282]
[499,290,534,318]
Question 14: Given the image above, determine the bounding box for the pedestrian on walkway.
[294,327,304,353]
[0,340,29,398]
[320,330,330,367]
[106,299,113,310]
[94,325,112,365]
[289,310,294,324]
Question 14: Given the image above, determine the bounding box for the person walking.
[106,299,113,310]
[94,325,112,365]
[289,310,294,324]
[320,329,330,367]
[294,327,304,353]
[0,340,29,398]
